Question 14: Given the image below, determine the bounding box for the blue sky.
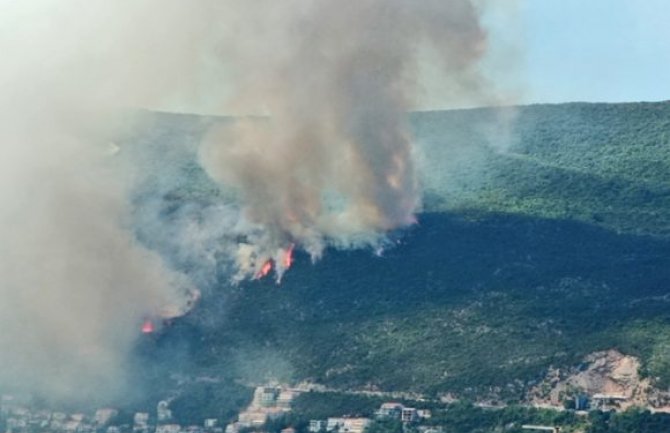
[515,0,670,104]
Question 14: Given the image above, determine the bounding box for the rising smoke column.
[200,0,487,280]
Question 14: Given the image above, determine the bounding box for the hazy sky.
[517,0,670,104]
[54,0,665,113]
[11,0,657,114]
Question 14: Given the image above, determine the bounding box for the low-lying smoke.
[0,0,500,403]
[0,1,211,402]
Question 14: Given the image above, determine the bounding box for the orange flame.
[256,260,273,279]
[141,319,155,334]
[283,244,295,269]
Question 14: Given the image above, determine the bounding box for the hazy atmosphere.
[0,0,501,402]
[1,2,669,433]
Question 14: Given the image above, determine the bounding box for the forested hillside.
[129,102,670,409]
[416,102,670,237]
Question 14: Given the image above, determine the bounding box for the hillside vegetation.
[130,102,670,409]
[415,102,670,237]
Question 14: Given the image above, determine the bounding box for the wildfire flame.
[254,244,295,281]
[256,260,273,279]
[283,244,294,269]
[141,319,155,334]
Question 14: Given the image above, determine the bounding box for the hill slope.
[130,101,670,405]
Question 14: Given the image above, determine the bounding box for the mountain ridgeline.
[131,101,670,405]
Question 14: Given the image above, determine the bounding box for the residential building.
[204,418,218,429]
[326,417,370,433]
[133,412,150,433]
[184,425,205,433]
[63,419,81,432]
[277,390,297,409]
[157,401,173,423]
[255,387,280,407]
[94,409,118,426]
[309,420,327,432]
[401,408,418,423]
[417,427,444,433]
[592,394,627,410]
[376,402,403,419]
[156,424,182,433]
[134,412,149,426]
[238,410,268,428]
[417,409,432,419]
[224,423,239,433]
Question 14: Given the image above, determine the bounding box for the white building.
[417,427,444,433]
[376,402,403,419]
[326,417,370,433]
[277,390,298,408]
[94,409,118,426]
[157,401,173,423]
[133,412,150,433]
[156,424,182,433]
[309,420,327,432]
[134,413,149,426]
[63,420,81,432]
[238,411,268,428]
[417,409,431,419]
[401,408,418,423]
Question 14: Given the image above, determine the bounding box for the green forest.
[128,101,670,430]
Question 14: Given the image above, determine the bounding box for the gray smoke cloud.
[0,0,501,402]
[199,0,489,280]
[0,1,213,402]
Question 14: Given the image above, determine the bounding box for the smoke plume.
[200,0,488,280]
[0,0,496,402]
[0,1,211,402]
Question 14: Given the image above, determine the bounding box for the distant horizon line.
[138,98,670,118]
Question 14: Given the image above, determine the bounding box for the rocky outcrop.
[527,349,670,411]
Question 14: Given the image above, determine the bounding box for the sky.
[8,0,658,114]
[51,0,666,113]
[515,0,670,105]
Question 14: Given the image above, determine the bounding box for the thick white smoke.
[0,1,213,402]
